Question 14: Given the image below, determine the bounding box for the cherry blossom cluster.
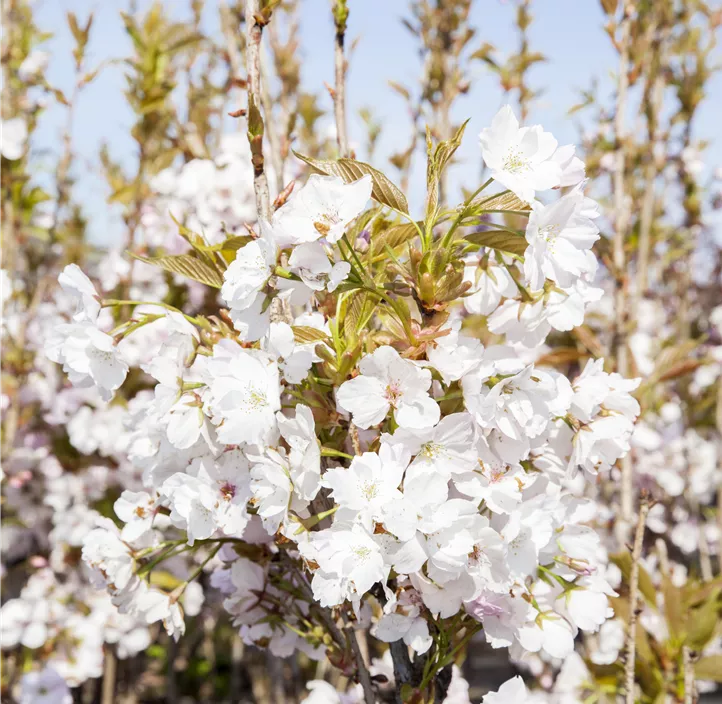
[140,132,259,251]
[1,119,214,697]
[37,105,644,701]
[1,266,157,695]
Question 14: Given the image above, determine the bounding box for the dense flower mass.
[5,58,721,700]
[22,106,644,694]
[4,0,722,700]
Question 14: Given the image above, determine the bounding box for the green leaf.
[662,577,686,642]
[129,253,223,288]
[471,190,530,214]
[343,291,374,340]
[192,235,252,254]
[149,570,182,590]
[432,119,470,177]
[694,655,722,682]
[108,183,137,205]
[373,222,420,252]
[609,552,658,607]
[686,588,721,651]
[464,229,528,256]
[218,235,253,251]
[292,326,332,346]
[293,151,409,214]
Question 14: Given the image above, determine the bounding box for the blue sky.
[32,0,722,245]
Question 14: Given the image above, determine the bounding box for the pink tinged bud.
[465,594,505,621]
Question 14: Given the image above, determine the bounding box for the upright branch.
[634,11,668,313]
[624,495,649,704]
[219,1,245,112]
[1,0,20,288]
[613,2,635,529]
[332,0,350,157]
[341,613,375,704]
[682,645,695,704]
[245,0,272,221]
[260,48,286,194]
[717,378,722,572]
[406,0,473,204]
[515,0,535,122]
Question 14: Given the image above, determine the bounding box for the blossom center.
[503,148,531,174]
[351,545,371,561]
[245,387,269,410]
[385,380,403,406]
[313,208,341,236]
[360,481,379,500]
[421,441,444,458]
[220,482,236,500]
[89,347,114,363]
[540,223,561,243]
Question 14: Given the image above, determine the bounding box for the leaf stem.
[441,177,494,249]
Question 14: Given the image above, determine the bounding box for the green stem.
[361,286,415,344]
[321,447,354,460]
[111,313,164,338]
[174,543,223,599]
[336,237,365,283]
[389,206,425,244]
[274,266,299,280]
[137,543,188,577]
[102,299,201,325]
[342,234,368,281]
[441,177,494,249]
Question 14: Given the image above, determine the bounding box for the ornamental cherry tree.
[45,104,641,703]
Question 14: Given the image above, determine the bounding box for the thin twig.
[613,2,635,534]
[245,0,272,222]
[625,495,649,704]
[655,537,670,579]
[717,378,722,572]
[389,640,415,702]
[349,422,361,456]
[683,645,695,704]
[260,45,285,194]
[635,23,667,308]
[101,647,117,704]
[332,0,349,156]
[342,612,375,704]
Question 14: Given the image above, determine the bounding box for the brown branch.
[101,647,117,704]
[332,0,350,157]
[683,645,696,704]
[260,47,285,195]
[717,378,722,572]
[635,21,668,312]
[624,495,649,704]
[612,2,635,532]
[341,612,375,704]
[245,0,271,222]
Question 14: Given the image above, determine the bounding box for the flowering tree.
[2,1,721,703]
[42,88,644,702]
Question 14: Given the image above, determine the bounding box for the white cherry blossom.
[221,234,276,315]
[204,339,281,445]
[523,185,600,290]
[462,256,518,316]
[57,264,101,323]
[46,323,129,401]
[19,667,72,704]
[481,676,529,704]
[271,174,372,245]
[479,105,561,203]
[337,345,440,429]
